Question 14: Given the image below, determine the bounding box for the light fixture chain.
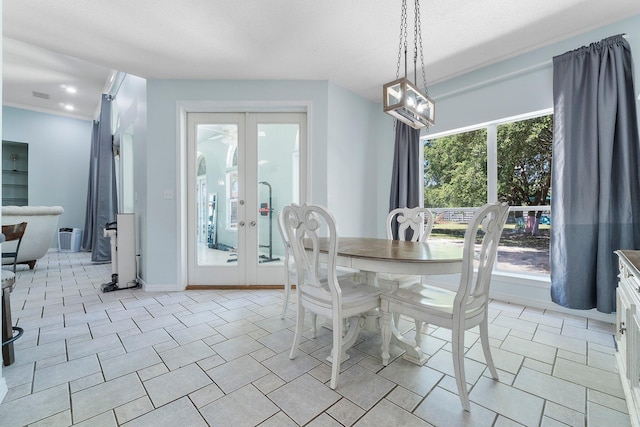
[415,0,428,94]
[396,0,408,79]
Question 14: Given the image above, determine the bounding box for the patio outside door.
[187,112,306,286]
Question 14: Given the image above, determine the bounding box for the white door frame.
[176,101,312,290]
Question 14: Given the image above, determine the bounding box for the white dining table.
[312,237,464,364]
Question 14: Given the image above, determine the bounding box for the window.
[424,112,552,276]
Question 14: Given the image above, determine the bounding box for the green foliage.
[424,128,487,207]
[424,115,552,209]
[497,115,553,207]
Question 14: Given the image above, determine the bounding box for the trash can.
[58,228,83,252]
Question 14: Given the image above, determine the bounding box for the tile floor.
[0,251,632,426]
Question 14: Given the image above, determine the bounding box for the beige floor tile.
[414,386,497,426]
[71,373,146,424]
[0,383,69,426]
[200,384,279,427]
[33,354,101,392]
[122,396,207,427]
[268,374,341,425]
[0,252,632,426]
[513,367,585,412]
[354,398,431,426]
[470,376,544,426]
[144,363,211,407]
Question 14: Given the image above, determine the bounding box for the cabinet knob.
[620,322,626,335]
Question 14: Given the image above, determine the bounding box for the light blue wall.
[2,106,92,235]
[143,79,392,288]
[422,14,640,314]
[328,82,394,238]
[429,14,640,133]
[145,80,331,287]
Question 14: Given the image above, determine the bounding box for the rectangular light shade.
[383,77,435,129]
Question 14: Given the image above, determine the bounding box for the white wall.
[2,107,92,237]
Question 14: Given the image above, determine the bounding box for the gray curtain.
[551,34,640,313]
[389,121,421,240]
[83,94,117,262]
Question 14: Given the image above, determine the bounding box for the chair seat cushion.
[302,277,382,311]
[383,283,484,319]
[288,262,359,281]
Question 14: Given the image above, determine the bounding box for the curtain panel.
[551,34,640,313]
[389,121,421,240]
[83,94,117,262]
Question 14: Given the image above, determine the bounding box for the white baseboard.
[139,279,183,292]
[424,272,616,323]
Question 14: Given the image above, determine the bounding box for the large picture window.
[424,112,552,277]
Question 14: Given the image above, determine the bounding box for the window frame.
[421,108,553,282]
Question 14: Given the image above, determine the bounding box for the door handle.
[239,221,245,227]
[250,221,256,227]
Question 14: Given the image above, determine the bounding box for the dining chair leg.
[289,304,305,360]
[329,316,343,390]
[452,327,471,411]
[479,317,499,380]
[311,313,318,338]
[381,311,392,366]
[281,279,291,319]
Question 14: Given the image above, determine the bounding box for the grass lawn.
[431,223,551,250]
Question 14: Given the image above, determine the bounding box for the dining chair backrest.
[276,209,292,265]
[277,209,297,318]
[386,207,434,242]
[281,203,339,300]
[456,202,509,313]
[2,222,28,274]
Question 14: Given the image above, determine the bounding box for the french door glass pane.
[196,123,239,266]
[256,123,299,265]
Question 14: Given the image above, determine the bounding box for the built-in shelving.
[2,141,28,206]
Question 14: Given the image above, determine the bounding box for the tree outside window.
[424,114,553,275]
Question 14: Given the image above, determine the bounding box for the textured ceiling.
[3,0,640,120]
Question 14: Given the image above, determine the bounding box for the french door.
[187,112,306,286]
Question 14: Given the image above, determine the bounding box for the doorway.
[186,112,306,286]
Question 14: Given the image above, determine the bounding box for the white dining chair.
[277,209,358,320]
[386,206,434,243]
[277,210,298,319]
[282,203,382,390]
[378,207,435,345]
[380,202,509,411]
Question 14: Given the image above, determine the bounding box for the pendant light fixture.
[383,0,435,129]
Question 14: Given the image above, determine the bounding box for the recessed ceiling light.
[61,84,77,94]
[59,103,74,111]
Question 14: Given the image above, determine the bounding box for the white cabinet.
[615,250,640,426]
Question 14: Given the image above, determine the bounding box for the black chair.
[2,222,28,273]
[2,222,27,365]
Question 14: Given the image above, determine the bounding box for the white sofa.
[2,206,64,269]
